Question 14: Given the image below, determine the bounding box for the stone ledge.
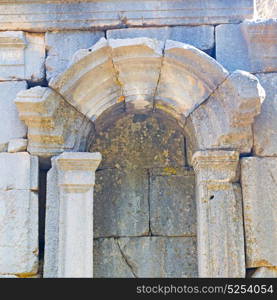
[0,0,254,31]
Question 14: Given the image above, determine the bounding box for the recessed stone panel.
[94,168,149,238]
[93,238,135,278]
[150,168,196,236]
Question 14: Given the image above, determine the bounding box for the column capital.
[192,150,239,182]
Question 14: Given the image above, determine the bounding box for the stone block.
[93,238,135,278]
[150,168,196,236]
[0,1,254,31]
[8,138,27,153]
[216,20,277,73]
[0,81,27,147]
[241,157,277,268]
[253,73,277,156]
[0,32,45,81]
[0,190,38,275]
[0,153,38,191]
[94,168,149,238]
[255,0,277,19]
[46,30,104,80]
[91,113,186,169]
[116,237,197,278]
[107,26,214,53]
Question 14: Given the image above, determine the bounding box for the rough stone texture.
[216,20,277,73]
[252,267,277,278]
[91,113,186,169]
[46,30,104,80]
[193,151,245,278]
[15,86,94,158]
[253,73,277,156]
[94,237,197,278]
[0,31,45,81]
[0,153,38,191]
[44,152,101,278]
[93,238,135,278]
[0,1,254,31]
[186,70,265,155]
[49,37,230,126]
[241,157,277,268]
[0,152,39,275]
[149,168,196,236]
[107,26,214,54]
[94,168,149,238]
[0,81,27,148]
[0,190,38,275]
[8,138,27,153]
[155,39,228,121]
[255,0,277,18]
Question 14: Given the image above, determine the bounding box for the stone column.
[44,152,101,278]
[192,150,245,278]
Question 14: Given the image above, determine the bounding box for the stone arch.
[14,38,265,278]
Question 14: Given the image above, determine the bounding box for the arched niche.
[14,38,265,278]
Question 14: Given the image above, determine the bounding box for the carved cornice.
[0,0,254,31]
[14,86,94,158]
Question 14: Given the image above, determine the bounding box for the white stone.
[0,32,45,81]
[0,1,254,31]
[192,151,245,278]
[44,152,101,278]
[241,157,277,268]
[252,267,277,278]
[255,0,277,19]
[186,70,265,154]
[107,26,214,53]
[0,190,38,275]
[0,153,38,191]
[216,20,277,73]
[45,30,104,80]
[155,40,228,120]
[253,73,277,156]
[8,138,27,153]
[0,81,27,146]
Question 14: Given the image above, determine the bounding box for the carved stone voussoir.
[187,70,265,154]
[14,86,94,158]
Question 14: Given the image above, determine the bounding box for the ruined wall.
[0,0,276,278]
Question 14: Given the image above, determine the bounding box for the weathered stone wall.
[91,113,197,277]
[0,0,276,278]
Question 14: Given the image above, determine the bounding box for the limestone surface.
[255,0,277,18]
[241,157,277,268]
[150,168,196,236]
[107,26,214,54]
[252,267,277,278]
[0,190,38,275]
[0,31,45,81]
[0,81,27,148]
[0,153,38,191]
[216,20,277,73]
[94,237,197,278]
[0,1,254,31]
[7,138,27,153]
[94,168,149,238]
[45,30,104,80]
[253,73,277,156]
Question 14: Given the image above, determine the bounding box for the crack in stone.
[147,169,153,236]
[152,40,166,113]
[115,239,138,278]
